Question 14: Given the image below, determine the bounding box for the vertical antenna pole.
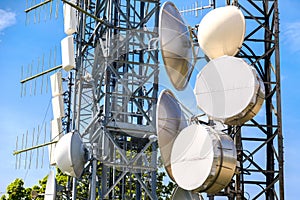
[90,159,97,200]
[274,0,284,199]
[72,178,77,200]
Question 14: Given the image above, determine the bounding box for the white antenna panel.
[51,118,62,141]
[61,35,75,71]
[51,96,65,119]
[197,6,245,59]
[171,186,203,200]
[170,124,236,194]
[159,1,194,90]
[45,170,57,200]
[194,56,265,125]
[55,132,87,178]
[156,89,187,181]
[63,2,78,35]
[50,72,63,97]
[48,119,62,166]
[48,144,56,166]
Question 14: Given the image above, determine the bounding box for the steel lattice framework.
[207,0,284,199]
[15,0,284,199]
[237,0,283,199]
[70,0,160,199]
[68,0,284,199]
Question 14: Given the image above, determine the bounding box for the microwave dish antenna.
[156,89,187,181]
[159,1,195,90]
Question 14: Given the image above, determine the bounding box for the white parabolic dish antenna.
[55,132,87,178]
[171,124,237,194]
[156,89,187,181]
[45,170,56,200]
[159,1,194,90]
[171,186,203,200]
[197,5,245,59]
[194,56,265,125]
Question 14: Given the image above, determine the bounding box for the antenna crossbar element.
[25,0,53,13]
[13,140,57,156]
[20,65,62,84]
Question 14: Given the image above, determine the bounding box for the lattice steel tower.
[207,0,284,199]
[70,0,160,199]
[17,0,283,199]
[70,0,283,199]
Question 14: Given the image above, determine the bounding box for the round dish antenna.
[171,186,203,200]
[171,123,237,194]
[197,6,245,59]
[194,56,265,125]
[156,89,187,181]
[45,170,56,200]
[159,1,194,90]
[55,131,88,178]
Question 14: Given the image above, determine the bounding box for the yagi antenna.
[179,0,214,17]
[25,0,60,24]
[14,122,58,169]
[20,47,62,97]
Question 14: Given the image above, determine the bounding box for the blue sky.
[0,0,300,199]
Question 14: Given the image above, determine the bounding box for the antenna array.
[14,123,53,169]
[180,0,214,17]
[20,47,62,97]
[14,0,284,199]
[25,0,60,24]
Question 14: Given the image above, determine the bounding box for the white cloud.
[282,21,300,53]
[0,9,16,32]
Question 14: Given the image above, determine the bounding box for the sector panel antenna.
[156,89,187,181]
[171,186,203,200]
[159,1,194,90]
[194,56,265,125]
[63,0,78,35]
[170,124,237,194]
[54,132,88,178]
[197,5,245,59]
[45,170,56,200]
[51,95,65,119]
[50,72,63,97]
[61,35,75,71]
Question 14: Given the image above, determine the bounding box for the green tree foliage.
[0,178,32,200]
[1,168,175,199]
[156,172,175,200]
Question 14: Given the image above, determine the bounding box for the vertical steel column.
[207,0,284,199]
[72,0,160,199]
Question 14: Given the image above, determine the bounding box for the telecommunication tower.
[14,0,283,199]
